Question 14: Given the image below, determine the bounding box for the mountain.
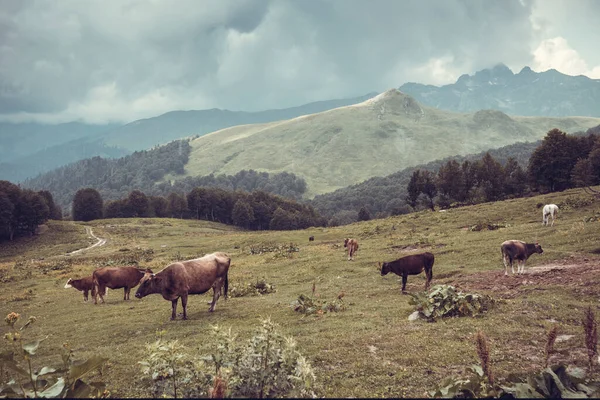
[181,89,600,196]
[0,92,378,182]
[399,64,600,117]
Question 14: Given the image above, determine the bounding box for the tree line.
[23,138,309,215]
[310,125,600,224]
[72,186,326,231]
[0,180,62,242]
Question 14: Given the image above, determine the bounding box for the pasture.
[2,188,600,397]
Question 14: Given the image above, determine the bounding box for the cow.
[92,266,150,304]
[64,276,103,302]
[542,204,559,226]
[134,252,231,320]
[378,252,434,293]
[501,240,544,275]
[344,238,359,261]
[309,236,315,242]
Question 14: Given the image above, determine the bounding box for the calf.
[379,252,434,293]
[344,238,359,261]
[64,276,98,302]
[309,236,315,242]
[92,266,149,304]
[542,204,559,226]
[501,240,543,275]
[135,252,231,320]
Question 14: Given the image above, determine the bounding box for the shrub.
[291,289,347,315]
[0,312,108,398]
[139,318,316,398]
[408,285,495,322]
[228,278,276,298]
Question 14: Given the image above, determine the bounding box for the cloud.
[532,37,600,78]
[1,0,596,124]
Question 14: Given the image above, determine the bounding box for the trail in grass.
[66,226,106,255]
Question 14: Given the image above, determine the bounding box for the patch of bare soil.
[442,256,600,299]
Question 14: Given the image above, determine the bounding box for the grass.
[2,188,600,397]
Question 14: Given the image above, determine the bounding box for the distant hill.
[400,64,600,117]
[182,89,600,196]
[0,93,377,182]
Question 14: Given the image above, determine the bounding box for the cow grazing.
[309,236,315,242]
[64,276,99,302]
[379,252,434,293]
[501,240,543,275]
[542,204,559,226]
[92,266,150,304]
[344,238,359,261]
[134,252,231,320]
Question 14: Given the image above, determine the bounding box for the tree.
[232,199,255,229]
[72,188,103,222]
[269,207,295,230]
[528,128,581,192]
[149,196,168,218]
[37,190,61,220]
[187,188,210,220]
[358,206,372,221]
[436,160,463,206]
[127,190,150,217]
[167,193,187,219]
[420,170,437,210]
[406,170,422,208]
[0,192,15,240]
[503,157,527,197]
[571,158,595,187]
[473,153,505,202]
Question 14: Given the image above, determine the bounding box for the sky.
[1,0,599,125]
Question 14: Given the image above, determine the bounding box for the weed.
[228,278,276,298]
[408,285,495,322]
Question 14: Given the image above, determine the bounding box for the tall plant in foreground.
[0,312,108,398]
[139,318,316,398]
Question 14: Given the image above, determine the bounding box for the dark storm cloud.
[0,0,592,124]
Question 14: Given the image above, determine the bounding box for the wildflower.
[5,312,20,326]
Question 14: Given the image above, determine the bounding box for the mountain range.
[400,63,600,117]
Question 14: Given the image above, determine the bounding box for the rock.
[556,334,575,343]
[408,311,420,321]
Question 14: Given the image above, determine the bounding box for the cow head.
[344,238,349,248]
[379,262,391,276]
[135,270,160,298]
[64,278,73,289]
[534,242,544,254]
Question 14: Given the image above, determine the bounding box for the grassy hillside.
[183,89,600,197]
[1,187,600,397]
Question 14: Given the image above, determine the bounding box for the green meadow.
[2,187,600,397]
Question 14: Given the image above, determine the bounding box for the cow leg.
[124,287,130,300]
[503,255,509,276]
[209,284,222,312]
[83,290,89,302]
[171,299,178,320]
[425,268,432,290]
[401,274,408,293]
[181,295,188,320]
[97,285,106,304]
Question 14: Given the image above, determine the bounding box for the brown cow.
[379,252,434,293]
[92,266,150,304]
[344,238,359,261]
[134,252,231,320]
[64,276,100,302]
[501,240,543,275]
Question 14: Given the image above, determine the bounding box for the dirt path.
[66,226,107,255]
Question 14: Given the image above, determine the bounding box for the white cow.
[542,204,559,226]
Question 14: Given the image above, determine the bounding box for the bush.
[228,278,276,298]
[291,289,347,315]
[139,318,316,398]
[408,285,495,322]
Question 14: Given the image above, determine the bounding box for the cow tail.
[224,273,229,300]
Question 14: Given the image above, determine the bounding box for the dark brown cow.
[309,236,315,242]
[379,252,434,293]
[64,276,99,302]
[501,240,543,275]
[344,238,359,261]
[134,252,231,320]
[92,266,150,304]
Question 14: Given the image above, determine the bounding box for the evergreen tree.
[420,170,437,210]
[358,206,372,221]
[72,188,103,221]
[406,170,422,208]
[528,129,580,192]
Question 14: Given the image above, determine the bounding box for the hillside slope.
[184,89,600,196]
[400,64,600,117]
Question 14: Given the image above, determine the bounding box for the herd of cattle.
[64,204,559,320]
